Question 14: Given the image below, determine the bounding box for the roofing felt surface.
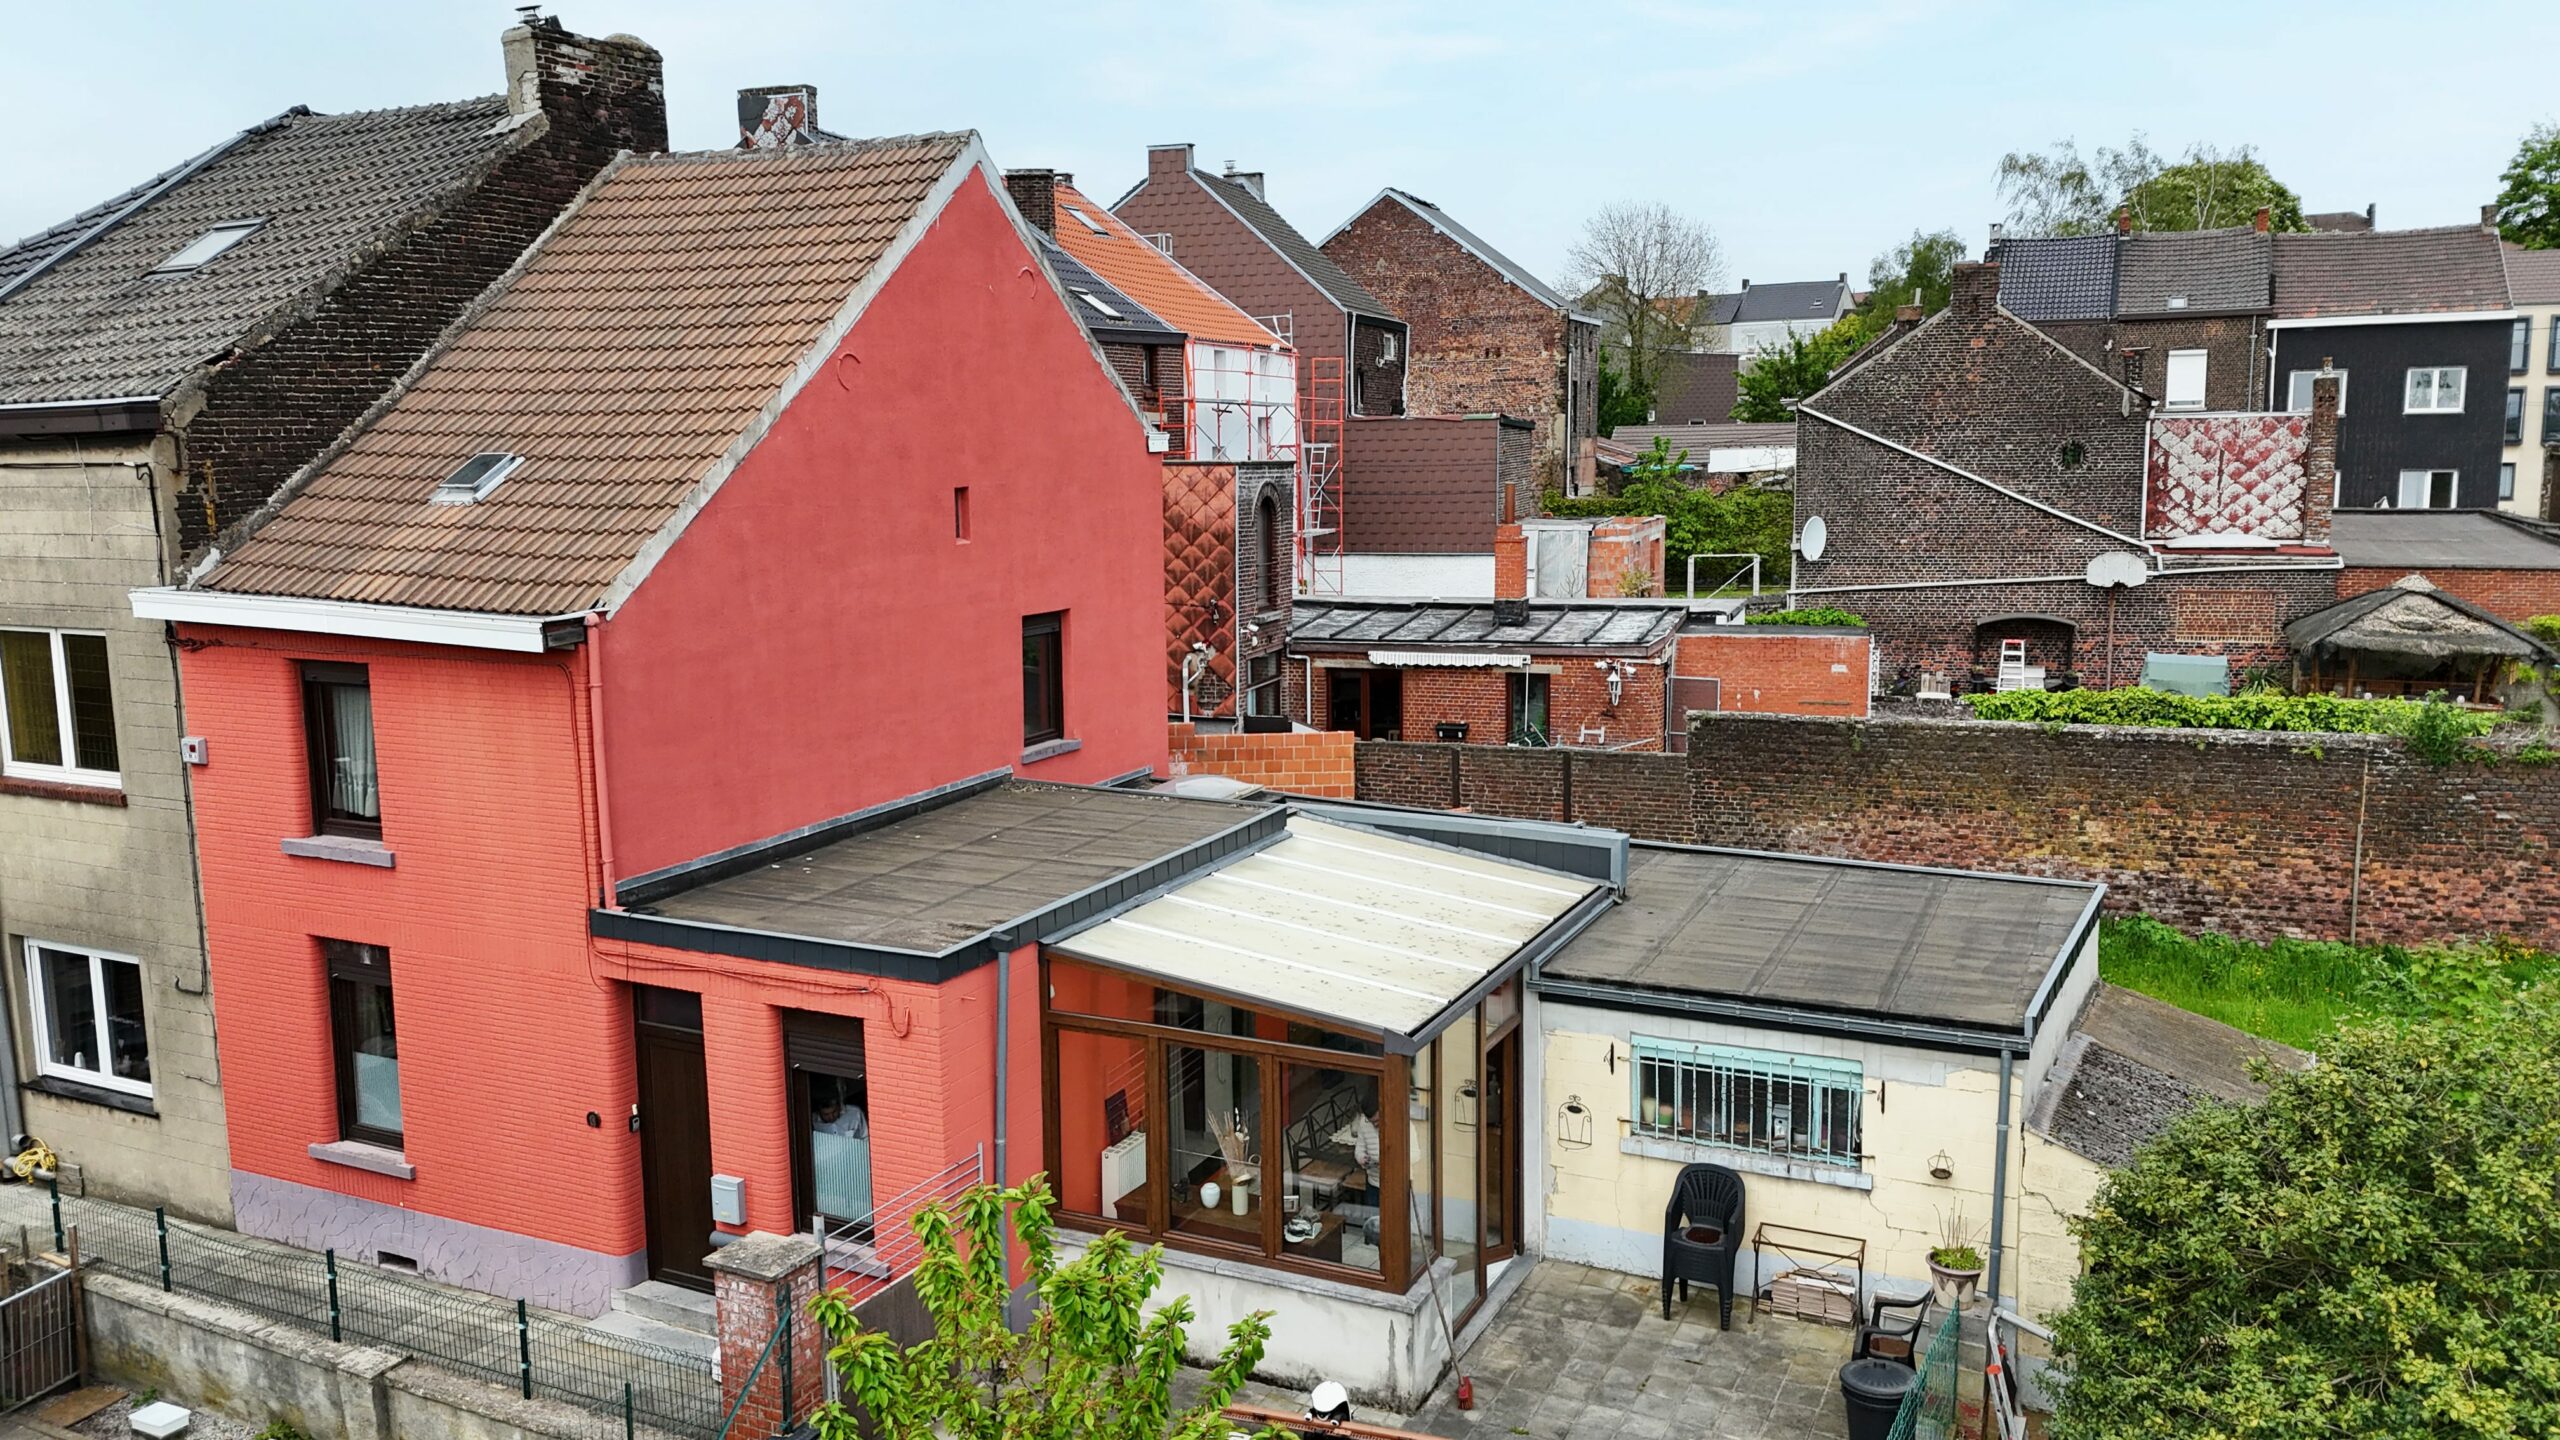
[1050,178,1274,348]
[2272,225,2512,318]
[1193,169,1396,320]
[2330,509,2560,569]
[0,98,520,407]
[2115,228,2271,316]
[1608,422,1796,456]
[1352,190,1573,311]
[2031,984,2307,1167]
[1992,234,2118,321]
[1055,815,1600,1040]
[201,135,971,616]
[1710,278,1850,325]
[1038,233,1181,344]
[1541,846,2100,1032]
[2506,242,2560,305]
[641,781,1266,952]
[1291,599,1689,654]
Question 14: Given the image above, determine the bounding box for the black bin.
[1435,721,1469,742]
[1838,1357,1917,1440]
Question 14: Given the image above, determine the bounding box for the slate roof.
[1192,169,1397,321]
[1650,350,1738,425]
[2116,227,2272,316]
[1290,598,1688,655]
[1991,234,2118,321]
[2505,242,2560,305]
[1542,845,2101,1034]
[1607,421,1795,459]
[2330,509,2560,570]
[1705,278,1850,326]
[1332,189,1573,311]
[2305,209,2374,234]
[2271,225,2512,319]
[1051,178,1274,348]
[200,135,974,616]
[2030,985,2306,1168]
[0,98,521,408]
[1038,233,1181,346]
[1699,291,1743,327]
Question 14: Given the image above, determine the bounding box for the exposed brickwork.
[2039,314,2269,412]
[1350,741,1692,841]
[710,1236,829,1439]
[178,23,665,560]
[2339,566,2560,621]
[1166,722,1354,797]
[1672,631,1871,716]
[1494,528,1527,599]
[1588,516,1665,598]
[1291,656,1667,749]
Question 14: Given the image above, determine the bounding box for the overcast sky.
[6,1,2557,294]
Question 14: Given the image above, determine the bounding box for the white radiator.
[1101,1131,1147,1221]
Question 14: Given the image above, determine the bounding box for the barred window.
[1632,1039,1862,1169]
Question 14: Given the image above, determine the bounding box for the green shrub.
[2526,614,2560,647]
[1960,685,2498,742]
[1747,607,1865,627]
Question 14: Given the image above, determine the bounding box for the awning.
[1050,817,1602,1047]
[1365,649,1532,668]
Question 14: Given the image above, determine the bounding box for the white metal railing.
[1685,552,1763,599]
[811,1144,987,1302]
[1987,1307,2052,1440]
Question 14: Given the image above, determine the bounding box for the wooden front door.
[635,987,716,1290]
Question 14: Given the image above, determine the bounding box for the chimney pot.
[2253,205,2271,233]
[1895,304,1922,323]
[2115,204,2132,236]
[737,85,820,148]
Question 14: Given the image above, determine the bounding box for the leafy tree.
[2048,993,2560,1439]
[1730,316,1872,422]
[1857,229,1964,323]
[1544,437,1792,590]
[811,1176,1283,1440]
[1566,201,1723,403]
[1595,351,1651,436]
[1998,135,2307,236]
[2494,121,2560,249]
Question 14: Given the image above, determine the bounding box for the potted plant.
[1928,1204,1985,1299]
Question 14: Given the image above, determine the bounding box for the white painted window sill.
[281,835,395,868]
[1621,1135,1873,1191]
[1019,738,1083,766]
[309,1140,414,1181]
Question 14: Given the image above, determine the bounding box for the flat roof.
[1540,846,2101,1035]
[1292,599,1687,656]
[1053,816,1604,1048]
[2329,509,2560,571]
[618,781,1273,962]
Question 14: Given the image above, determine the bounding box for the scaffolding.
[1177,341,1298,466]
[1300,354,1346,596]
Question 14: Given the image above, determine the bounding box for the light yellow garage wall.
[2014,1129,2106,1324]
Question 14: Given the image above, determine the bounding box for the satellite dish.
[1796,515,1828,562]
[2084,552,2149,589]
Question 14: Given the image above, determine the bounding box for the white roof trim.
[2268,309,2517,330]
[129,587,569,652]
[1367,648,1532,667]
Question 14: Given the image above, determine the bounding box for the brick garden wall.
[1673,630,1871,716]
[1167,723,1354,797]
[1353,741,1693,842]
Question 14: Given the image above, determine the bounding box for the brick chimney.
[2115,205,2133,235]
[1222,163,1266,201]
[2119,345,2151,396]
[1895,304,1923,323]
[2483,203,2502,229]
[2253,205,2271,234]
[1948,261,1999,319]
[2303,365,2341,544]
[501,15,666,157]
[1004,169,1057,237]
[737,85,821,148]
[1494,525,1528,600]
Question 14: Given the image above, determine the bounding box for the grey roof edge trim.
[2023,887,2109,1044]
[615,767,1012,908]
[0,397,163,437]
[190,144,638,593]
[1628,836,2110,895]
[1033,822,1294,946]
[2023,1031,2094,1135]
[1289,800,1628,890]
[1534,975,2028,1056]
[1794,403,2154,551]
[591,907,978,982]
[1008,805,1288,946]
[0,107,297,308]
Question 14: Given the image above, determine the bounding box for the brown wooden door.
[635,988,716,1290]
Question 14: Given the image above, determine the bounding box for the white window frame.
[2163,349,2209,411]
[2397,469,2459,509]
[2501,463,2517,502]
[0,627,120,789]
[2404,366,2466,414]
[2286,369,2346,414]
[22,939,152,1098]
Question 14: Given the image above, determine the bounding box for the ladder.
[1300,355,1346,596]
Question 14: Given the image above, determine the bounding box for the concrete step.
[610,1279,716,1335]
[586,1306,716,1362]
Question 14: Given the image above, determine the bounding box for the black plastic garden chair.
[1661,1162,1746,1329]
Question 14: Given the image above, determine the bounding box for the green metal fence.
[1885,1303,1961,1440]
[53,1187,719,1439]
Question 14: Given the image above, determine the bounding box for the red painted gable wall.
[601,173,1169,878]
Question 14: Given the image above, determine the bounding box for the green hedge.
[1747,607,1865,627]
[1960,687,2498,737]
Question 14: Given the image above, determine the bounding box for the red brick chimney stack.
[1949,261,1999,319]
[2253,206,2272,234]
[2115,205,2133,235]
[1895,304,1923,323]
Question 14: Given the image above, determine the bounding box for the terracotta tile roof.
[1050,180,1277,349]
[0,99,519,406]
[202,135,973,616]
[2505,242,2560,306]
[2272,225,2511,318]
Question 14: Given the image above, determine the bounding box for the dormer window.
[1063,206,1110,236]
[430,452,522,505]
[151,220,263,276]
[1071,289,1124,321]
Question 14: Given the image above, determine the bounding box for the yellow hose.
[8,1140,57,1182]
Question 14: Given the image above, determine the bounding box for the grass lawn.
[2098,916,2559,1051]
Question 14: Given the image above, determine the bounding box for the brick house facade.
[1793,262,2342,689]
[1322,189,1601,493]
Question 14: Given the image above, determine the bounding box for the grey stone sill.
[282,835,396,868]
[1621,1134,1875,1191]
[24,1074,157,1117]
[1018,738,1084,766]
[309,1140,415,1181]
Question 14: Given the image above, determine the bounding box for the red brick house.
[2330,509,2560,620]
[1321,189,1602,494]
[1285,599,1687,748]
[1791,262,2343,690]
[130,130,1171,1312]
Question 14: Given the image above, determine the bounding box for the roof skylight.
[151,221,264,276]
[430,452,523,505]
[1072,289,1124,320]
[1064,206,1110,236]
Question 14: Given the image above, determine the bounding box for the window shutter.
[783,1010,865,1078]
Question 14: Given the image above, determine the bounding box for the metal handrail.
[813,1145,985,1298]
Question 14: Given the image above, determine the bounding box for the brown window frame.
[301,662,380,840]
[324,939,401,1149]
[1022,613,1065,746]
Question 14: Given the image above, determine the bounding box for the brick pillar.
[2304,370,2342,543]
[1494,524,1528,599]
[709,1233,828,1436]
